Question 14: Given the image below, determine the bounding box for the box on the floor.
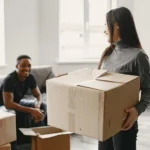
[20,126,71,150]
[46,68,140,141]
[0,111,16,146]
[0,144,11,150]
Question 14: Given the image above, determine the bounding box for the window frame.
[58,0,117,62]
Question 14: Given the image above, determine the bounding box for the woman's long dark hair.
[98,7,142,69]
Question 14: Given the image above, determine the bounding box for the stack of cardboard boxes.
[0,111,16,150]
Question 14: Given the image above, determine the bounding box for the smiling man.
[0,55,47,147]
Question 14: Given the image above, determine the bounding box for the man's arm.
[3,92,44,121]
[2,76,32,113]
[31,87,42,108]
[3,92,33,113]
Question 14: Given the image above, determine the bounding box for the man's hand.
[122,107,138,131]
[30,108,44,123]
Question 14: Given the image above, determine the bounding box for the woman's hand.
[122,107,138,131]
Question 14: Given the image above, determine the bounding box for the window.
[59,0,117,62]
[0,0,5,65]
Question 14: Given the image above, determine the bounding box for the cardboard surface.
[46,68,140,141]
[0,144,11,150]
[78,80,123,91]
[0,111,16,146]
[20,126,71,150]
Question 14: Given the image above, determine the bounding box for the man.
[0,55,47,148]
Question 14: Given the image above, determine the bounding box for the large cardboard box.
[0,144,11,150]
[46,68,140,141]
[0,111,16,146]
[20,126,71,150]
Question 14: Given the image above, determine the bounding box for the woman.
[98,7,150,150]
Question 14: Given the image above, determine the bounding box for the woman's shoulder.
[135,48,148,57]
[131,48,149,63]
[128,47,148,59]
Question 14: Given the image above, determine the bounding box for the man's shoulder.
[3,71,17,83]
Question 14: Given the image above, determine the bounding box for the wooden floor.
[71,109,150,150]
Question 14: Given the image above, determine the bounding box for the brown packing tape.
[98,92,104,140]
[68,113,75,132]
[68,86,76,109]
[68,86,76,131]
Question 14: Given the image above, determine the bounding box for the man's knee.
[20,100,35,108]
[40,102,47,114]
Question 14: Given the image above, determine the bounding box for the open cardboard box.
[0,144,11,150]
[0,111,16,146]
[46,68,140,141]
[20,126,71,150]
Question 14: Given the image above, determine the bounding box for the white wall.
[0,0,5,65]
[1,0,40,75]
[133,0,150,57]
[117,0,133,12]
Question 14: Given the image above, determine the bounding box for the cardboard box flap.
[97,72,139,83]
[19,128,37,136]
[69,68,108,79]
[92,69,108,79]
[48,72,92,85]
[77,80,123,91]
[20,126,72,139]
[47,69,108,86]
[31,126,62,134]
[38,131,72,139]
[69,68,92,76]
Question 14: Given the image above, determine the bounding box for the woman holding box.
[98,7,150,150]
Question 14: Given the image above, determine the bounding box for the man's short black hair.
[16,55,31,63]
